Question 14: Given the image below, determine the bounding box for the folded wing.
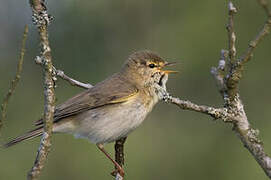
[35,73,138,126]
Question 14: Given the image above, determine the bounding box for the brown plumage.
[3,50,177,176]
[3,50,174,148]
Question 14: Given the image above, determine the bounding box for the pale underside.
[53,94,157,144]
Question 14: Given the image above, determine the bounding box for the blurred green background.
[1,0,271,179]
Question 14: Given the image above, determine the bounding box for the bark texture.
[27,0,55,179]
[160,1,271,178]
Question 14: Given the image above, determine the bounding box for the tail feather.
[3,127,43,148]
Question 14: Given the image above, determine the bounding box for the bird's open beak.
[160,62,178,74]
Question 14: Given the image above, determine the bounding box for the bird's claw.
[111,168,125,178]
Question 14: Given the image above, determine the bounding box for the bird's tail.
[3,127,43,148]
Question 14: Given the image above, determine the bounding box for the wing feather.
[35,73,138,126]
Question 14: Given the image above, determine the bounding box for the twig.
[113,137,127,180]
[1,25,28,132]
[35,58,93,89]
[166,96,232,122]
[27,0,55,180]
[55,69,93,89]
[239,20,271,65]
[227,1,237,65]
[227,1,271,99]
[258,0,271,17]
[239,10,271,65]
[226,1,239,101]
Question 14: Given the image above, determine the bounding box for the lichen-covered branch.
[232,96,271,178]
[27,0,55,179]
[227,0,271,100]
[161,1,271,178]
[165,96,232,122]
[164,93,271,178]
[1,25,28,132]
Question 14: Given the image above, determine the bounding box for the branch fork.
[159,1,271,178]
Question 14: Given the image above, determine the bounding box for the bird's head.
[121,50,177,88]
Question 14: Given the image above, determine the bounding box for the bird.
[4,50,177,176]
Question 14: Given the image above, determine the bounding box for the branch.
[55,69,93,89]
[227,1,271,100]
[1,25,28,132]
[231,97,271,178]
[161,1,271,178]
[27,1,55,179]
[113,137,127,180]
[221,1,271,177]
[227,1,237,65]
[165,96,232,122]
[258,0,271,17]
[225,1,239,101]
[163,93,271,178]
[35,58,93,89]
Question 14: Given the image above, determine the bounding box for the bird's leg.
[96,143,125,177]
[111,137,127,177]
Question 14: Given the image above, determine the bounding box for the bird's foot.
[111,166,125,178]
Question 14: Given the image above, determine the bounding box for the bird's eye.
[148,63,156,68]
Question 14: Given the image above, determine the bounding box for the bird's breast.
[139,87,159,111]
[69,93,157,144]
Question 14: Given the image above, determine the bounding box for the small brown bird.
[4,50,177,176]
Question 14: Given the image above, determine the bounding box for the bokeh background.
[1,0,271,179]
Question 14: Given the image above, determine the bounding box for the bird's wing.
[35,73,138,126]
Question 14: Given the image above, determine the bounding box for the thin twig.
[258,0,271,17]
[113,137,127,180]
[225,1,239,101]
[239,20,271,65]
[35,58,93,89]
[1,25,28,132]
[55,69,93,89]
[27,0,55,179]
[227,1,271,99]
[239,0,271,66]
[227,1,237,65]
